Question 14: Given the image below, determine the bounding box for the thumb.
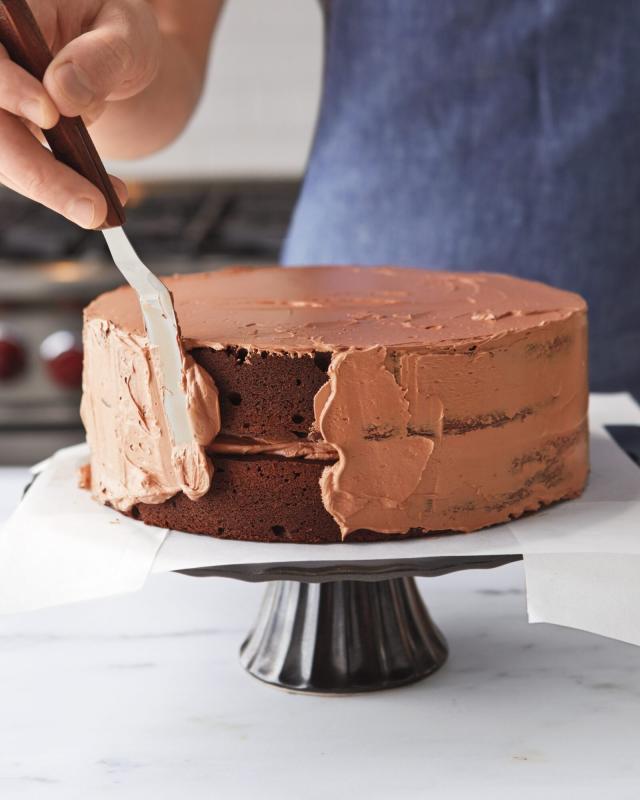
[42,3,160,118]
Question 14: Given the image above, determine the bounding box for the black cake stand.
[22,474,520,693]
[179,554,521,694]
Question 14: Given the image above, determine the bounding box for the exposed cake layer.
[191,346,329,441]
[82,266,589,539]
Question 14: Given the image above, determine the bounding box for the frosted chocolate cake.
[81,266,589,543]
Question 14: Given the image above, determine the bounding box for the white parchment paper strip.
[0,446,168,613]
[524,553,640,646]
[517,394,640,643]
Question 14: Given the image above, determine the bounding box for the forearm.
[89,30,204,159]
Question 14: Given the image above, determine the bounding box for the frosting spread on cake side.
[82,266,589,538]
[80,318,220,512]
[314,320,588,536]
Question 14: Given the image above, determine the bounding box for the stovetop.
[1,180,298,259]
[0,180,298,302]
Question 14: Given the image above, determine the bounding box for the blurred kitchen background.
[0,0,323,465]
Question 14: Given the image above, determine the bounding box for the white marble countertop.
[1,468,640,799]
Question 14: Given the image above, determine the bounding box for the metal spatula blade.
[102,228,193,446]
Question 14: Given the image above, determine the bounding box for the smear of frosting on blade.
[81,318,220,511]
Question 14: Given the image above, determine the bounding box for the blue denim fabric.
[282,0,640,394]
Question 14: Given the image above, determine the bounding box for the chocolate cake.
[81,266,589,543]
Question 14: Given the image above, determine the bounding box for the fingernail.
[67,198,96,228]
[19,99,48,128]
[55,62,95,107]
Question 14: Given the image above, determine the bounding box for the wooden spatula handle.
[0,0,126,227]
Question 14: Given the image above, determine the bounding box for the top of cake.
[85,266,586,353]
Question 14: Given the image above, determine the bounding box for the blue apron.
[282,0,640,394]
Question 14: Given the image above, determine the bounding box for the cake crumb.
[78,463,92,490]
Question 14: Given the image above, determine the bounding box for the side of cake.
[81,266,589,542]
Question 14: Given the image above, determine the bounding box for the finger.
[43,2,160,118]
[6,118,126,208]
[20,117,47,145]
[82,100,108,128]
[109,174,129,207]
[0,43,59,129]
[0,108,108,228]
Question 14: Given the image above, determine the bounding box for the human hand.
[0,0,162,227]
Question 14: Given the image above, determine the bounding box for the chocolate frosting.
[85,267,586,353]
[207,435,337,462]
[83,267,588,534]
[80,319,220,512]
[316,347,435,535]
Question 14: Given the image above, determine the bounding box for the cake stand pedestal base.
[239,578,447,693]
[182,553,521,694]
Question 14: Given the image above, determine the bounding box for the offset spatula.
[0,0,194,448]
